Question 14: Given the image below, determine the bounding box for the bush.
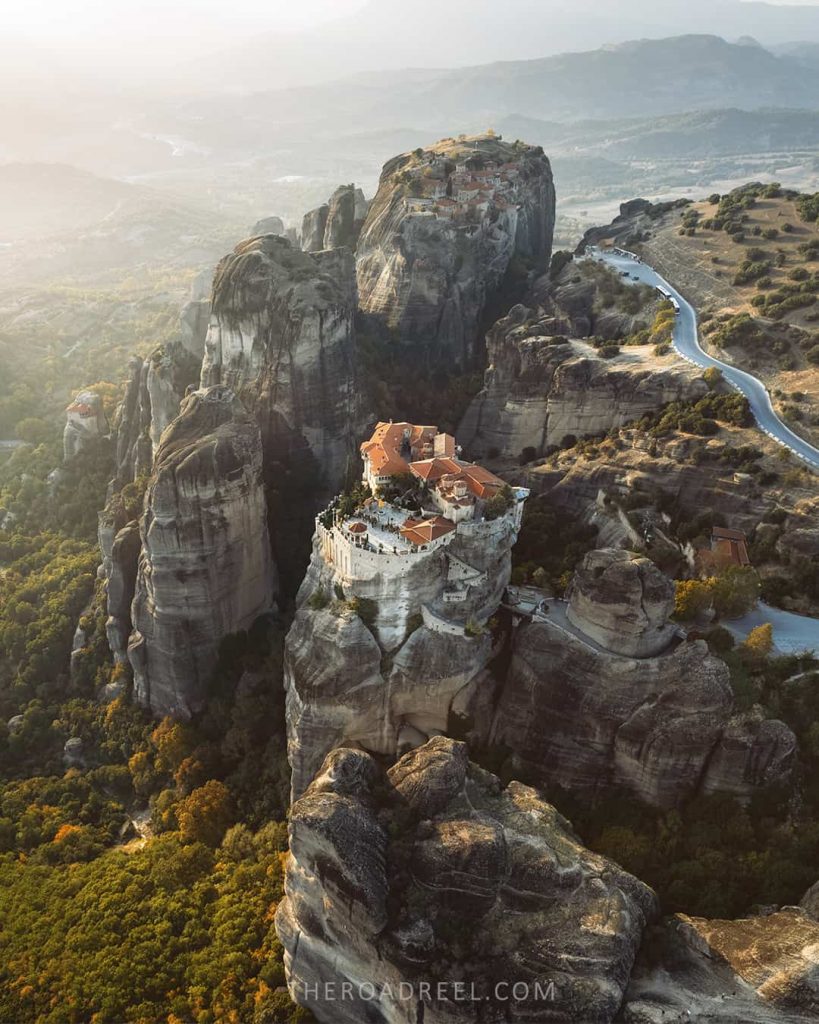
[307,588,329,611]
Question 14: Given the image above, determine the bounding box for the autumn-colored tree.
[743,623,774,659]
[151,718,196,774]
[674,578,714,620]
[176,780,234,847]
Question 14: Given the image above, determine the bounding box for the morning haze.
[2,2,819,1023]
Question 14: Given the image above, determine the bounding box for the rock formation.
[620,909,819,1022]
[458,303,706,462]
[277,737,658,1024]
[201,234,360,493]
[285,508,521,798]
[63,390,106,461]
[301,185,368,252]
[486,551,795,808]
[128,386,276,717]
[566,549,677,658]
[356,134,555,365]
[112,282,207,488]
[250,215,285,237]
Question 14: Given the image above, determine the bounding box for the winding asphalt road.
[589,248,819,471]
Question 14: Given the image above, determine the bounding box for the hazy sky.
[7,0,819,54]
[5,0,367,42]
[5,0,819,80]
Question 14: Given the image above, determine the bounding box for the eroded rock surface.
[301,184,368,252]
[356,135,555,365]
[487,551,795,808]
[201,234,360,493]
[458,303,706,462]
[567,549,677,658]
[128,386,275,717]
[284,511,520,798]
[620,909,819,1023]
[277,738,658,1024]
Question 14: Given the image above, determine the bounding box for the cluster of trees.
[638,391,752,438]
[674,566,760,621]
[0,437,113,543]
[0,534,99,717]
[0,826,313,1024]
[750,277,818,320]
[511,495,598,594]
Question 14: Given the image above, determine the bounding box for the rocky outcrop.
[201,234,360,494]
[63,390,106,461]
[489,623,735,808]
[620,909,819,1023]
[577,197,690,255]
[128,386,275,717]
[486,550,795,808]
[103,519,141,663]
[284,509,521,798]
[566,549,677,658]
[301,185,368,252]
[251,215,285,237]
[112,343,203,488]
[701,709,797,798]
[178,269,212,357]
[356,135,555,366]
[458,304,707,461]
[277,738,658,1024]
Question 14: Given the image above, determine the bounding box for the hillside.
[621,184,819,448]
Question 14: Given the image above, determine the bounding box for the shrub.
[307,588,329,610]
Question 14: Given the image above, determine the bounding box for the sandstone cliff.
[128,386,276,717]
[486,551,795,809]
[284,510,520,798]
[277,737,658,1024]
[620,908,819,1022]
[356,134,555,365]
[201,234,360,494]
[458,303,707,462]
[301,184,368,252]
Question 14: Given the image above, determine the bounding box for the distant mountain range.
[165,1,819,95]
[154,35,819,154]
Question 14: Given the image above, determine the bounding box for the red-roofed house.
[399,515,456,547]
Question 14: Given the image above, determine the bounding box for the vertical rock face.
[284,511,522,798]
[128,386,276,717]
[276,738,658,1024]
[566,549,677,658]
[300,203,329,253]
[356,134,555,366]
[201,235,360,493]
[301,185,369,253]
[458,304,707,462]
[63,390,106,461]
[487,552,795,809]
[621,909,819,1022]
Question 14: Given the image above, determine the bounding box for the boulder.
[277,738,658,1024]
[567,549,677,658]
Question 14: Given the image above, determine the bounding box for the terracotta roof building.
[399,515,456,547]
[711,526,751,568]
[361,421,438,489]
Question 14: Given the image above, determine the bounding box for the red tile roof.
[400,515,456,546]
[361,421,438,478]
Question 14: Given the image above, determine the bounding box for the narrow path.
[591,249,819,471]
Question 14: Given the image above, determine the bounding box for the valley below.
[3,23,819,1022]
